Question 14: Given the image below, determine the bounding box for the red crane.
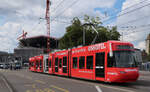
[46,0,50,52]
[17,30,27,40]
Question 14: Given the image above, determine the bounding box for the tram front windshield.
[108,50,137,68]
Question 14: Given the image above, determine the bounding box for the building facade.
[14,47,44,64]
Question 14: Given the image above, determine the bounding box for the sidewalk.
[0,73,13,92]
[139,70,150,76]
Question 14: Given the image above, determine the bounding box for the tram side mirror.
[109,43,113,57]
[109,51,113,57]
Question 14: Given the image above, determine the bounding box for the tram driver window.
[86,56,93,69]
[79,56,85,69]
[73,57,78,69]
[107,53,116,67]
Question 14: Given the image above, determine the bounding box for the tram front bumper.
[106,69,139,83]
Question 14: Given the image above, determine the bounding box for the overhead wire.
[124,26,150,36]
[102,0,150,24]
[101,0,149,20]
[106,15,150,29]
[51,0,80,22]
[50,0,149,26]
[51,0,67,13]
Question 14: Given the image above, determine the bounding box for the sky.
[0,0,150,53]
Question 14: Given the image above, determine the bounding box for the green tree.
[58,15,120,49]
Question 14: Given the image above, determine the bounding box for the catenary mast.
[46,0,50,52]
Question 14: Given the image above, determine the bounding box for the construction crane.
[17,30,27,40]
[46,0,50,52]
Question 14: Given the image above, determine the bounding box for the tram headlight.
[107,72,118,75]
[119,71,126,74]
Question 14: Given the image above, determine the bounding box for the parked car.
[0,64,9,69]
[0,64,4,69]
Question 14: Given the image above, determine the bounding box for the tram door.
[62,56,67,73]
[55,58,59,73]
[43,55,49,73]
[95,52,105,78]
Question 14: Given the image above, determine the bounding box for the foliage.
[58,15,120,49]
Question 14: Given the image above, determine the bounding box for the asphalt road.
[0,69,150,92]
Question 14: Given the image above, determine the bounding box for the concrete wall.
[14,47,44,63]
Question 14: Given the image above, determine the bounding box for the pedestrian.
[10,63,12,70]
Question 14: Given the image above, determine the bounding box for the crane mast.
[46,0,50,52]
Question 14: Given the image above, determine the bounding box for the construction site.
[0,0,56,67]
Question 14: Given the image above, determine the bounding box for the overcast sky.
[0,0,150,52]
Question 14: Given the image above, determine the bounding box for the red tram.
[29,57,36,71]
[35,55,43,73]
[29,41,139,83]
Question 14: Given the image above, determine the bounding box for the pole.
[122,32,123,41]
[46,0,50,53]
[83,28,85,45]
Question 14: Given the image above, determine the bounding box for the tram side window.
[46,59,49,66]
[40,60,42,67]
[59,59,62,68]
[36,61,39,69]
[86,56,93,69]
[79,56,85,69]
[40,60,42,69]
[30,62,33,67]
[55,58,59,72]
[49,60,51,68]
[55,58,58,66]
[63,57,67,66]
[73,57,78,69]
[32,62,34,67]
[107,53,116,67]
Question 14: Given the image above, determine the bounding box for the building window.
[79,56,85,69]
[73,57,78,69]
[86,56,93,69]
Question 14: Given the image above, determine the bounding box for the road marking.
[50,85,69,92]
[26,88,55,92]
[26,90,33,92]
[26,76,33,80]
[1,76,13,92]
[50,76,135,92]
[95,85,102,92]
[32,84,36,88]
[35,80,46,84]
[35,88,55,92]
[44,88,55,92]
[99,84,135,92]
[25,84,36,88]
